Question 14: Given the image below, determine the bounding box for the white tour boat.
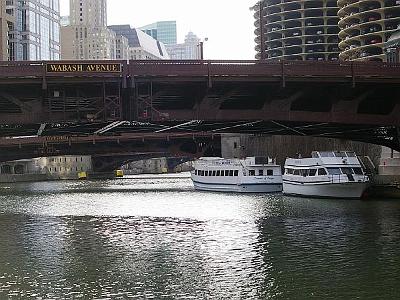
[283,151,370,199]
[191,157,282,193]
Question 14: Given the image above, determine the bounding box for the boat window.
[318,168,327,176]
[319,152,335,157]
[285,168,294,175]
[212,171,216,176]
[195,170,198,175]
[255,157,269,164]
[259,170,264,176]
[327,168,342,175]
[225,170,229,176]
[221,170,224,176]
[300,169,309,177]
[234,170,239,176]
[346,152,356,157]
[353,167,363,175]
[293,169,300,176]
[229,170,234,176]
[267,170,273,176]
[309,169,317,176]
[311,152,319,158]
[334,151,346,158]
[205,171,209,176]
[341,167,353,175]
[216,170,221,176]
[249,170,255,176]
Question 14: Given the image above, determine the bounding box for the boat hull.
[193,181,282,193]
[283,181,369,199]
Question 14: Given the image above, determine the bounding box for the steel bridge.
[0,60,399,161]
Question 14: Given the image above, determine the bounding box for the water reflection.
[0,177,399,299]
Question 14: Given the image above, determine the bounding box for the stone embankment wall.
[222,135,382,168]
[123,158,193,175]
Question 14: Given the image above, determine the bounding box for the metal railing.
[0,60,399,80]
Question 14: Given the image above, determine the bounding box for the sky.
[59,0,257,60]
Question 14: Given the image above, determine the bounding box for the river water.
[0,174,399,299]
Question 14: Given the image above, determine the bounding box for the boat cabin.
[284,151,366,178]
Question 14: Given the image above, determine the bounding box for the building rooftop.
[108,25,169,59]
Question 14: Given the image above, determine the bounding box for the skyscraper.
[70,0,107,27]
[166,32,201,59]
[108,25,170,60]
[252,0,340,61]
[338,0,400,62]
[385,27,400,63]
[11,0,61,60]
[62,0,116,60]
[0,0,15,61]
[139,21,177,45]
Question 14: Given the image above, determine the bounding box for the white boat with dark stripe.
[191,157,282,193]
[283,151,370,199]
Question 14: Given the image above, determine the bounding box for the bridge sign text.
[47,63,122,73]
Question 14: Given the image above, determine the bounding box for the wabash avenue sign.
[46,63,122,73]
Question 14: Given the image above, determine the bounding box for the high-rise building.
[338,1,400,62]
[139,21,177,45]
[166,32,201,59]
[252,0,340,61]
[0,0,15,61]
[10,0,61,60]
[61,0,116,60]
[61,16,70,26]
[108,25,170,60]
[385,26,400,63]
[70,0,107,27]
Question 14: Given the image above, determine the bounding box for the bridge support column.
[134,81,153,121]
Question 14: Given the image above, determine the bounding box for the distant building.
[0,0,15,61]
[61,25,116,60]
[37,155,92,180]
[338,1,400,62]
[70,0,107,27]
[61,16,70,26]
[109,25,170,60]
[0,155,92,182]
[385,27,400,63]
[139,21,177,45]
[61,0,117,60]
[252,0,340,61]
[62,1,168,60]
[166,32,201,59]
[10,0,61,61]
[115,34,129,59]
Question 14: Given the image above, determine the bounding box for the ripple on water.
[0,178,399,299]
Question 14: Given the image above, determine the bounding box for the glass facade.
[139,21,177,45]
[12,0,60,60]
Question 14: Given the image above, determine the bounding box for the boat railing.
[330,174,369,183]
[330,174,342,184]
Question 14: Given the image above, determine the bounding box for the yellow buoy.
[115,170,124,178]
[78,172,87,180]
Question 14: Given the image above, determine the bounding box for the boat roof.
[285,151,362,168]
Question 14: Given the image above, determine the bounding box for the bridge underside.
[133,81,400,127]
[0,80,399,126]
[0,60,399,158]
[0,121,397,160]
